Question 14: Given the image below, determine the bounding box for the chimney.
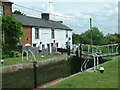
[58,21,63,23]
[1,0,13,16]
[41,13,49,20]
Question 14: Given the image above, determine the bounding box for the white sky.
[10,0,119,35]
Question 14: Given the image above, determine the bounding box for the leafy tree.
[72,27,104,45]
[80,27,104,45]
[72,27,119,45]
[13,10,26,16]
[2,16,24,53]
[72,33,80,44]
[105,33,120,44]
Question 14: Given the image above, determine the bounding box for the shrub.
[2,52,10,59]
[14,51,21,57]
[2,16,24,53]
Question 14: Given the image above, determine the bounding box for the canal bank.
[1,55,72,73]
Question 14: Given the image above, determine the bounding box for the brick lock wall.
[21,26,32,46]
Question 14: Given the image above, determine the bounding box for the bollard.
[33,61,37,88]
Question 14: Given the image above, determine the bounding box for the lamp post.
[99,67,104,82]
[33,61,37,88]
[90,17,93,55]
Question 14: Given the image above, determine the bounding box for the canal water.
[2,56,107,89]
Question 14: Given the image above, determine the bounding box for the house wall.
[55,29,72,49]
[32,27,52,53]
[21,26,32,46]
[32,27,72,53]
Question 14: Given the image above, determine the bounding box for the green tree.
[72,33,80,44]
[105,33,120,44]
[13,10,26,16]
[72,27,105,45]
[2,16,24,53]
[81,27,104,45]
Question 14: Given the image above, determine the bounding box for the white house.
[13,13,72,53]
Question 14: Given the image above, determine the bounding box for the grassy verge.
[102,55,120,60]
[47,58,118,88]
[0,55,63,66]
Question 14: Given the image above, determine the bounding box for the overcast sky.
[10,0,119,35]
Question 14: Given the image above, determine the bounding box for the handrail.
[22,49,36,62]
[81,57,89,72]
[22,50,28,62]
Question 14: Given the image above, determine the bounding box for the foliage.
[13,10,26,16]
[2,16,24,54]
[14,51,21,57]
[72,27,120,45]
[2,51,21,59]
[105,33,120,44]
[72,33,80,44]
[73,27,104,45]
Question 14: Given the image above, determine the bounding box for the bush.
[2,51,21,59]
[2,52,10,59]
[14,51,21,57]
[8,51,15,58]
[2,16,24,53]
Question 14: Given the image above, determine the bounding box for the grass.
[0,55,63,66]
[47,57,118,88]
[102,55,120,60]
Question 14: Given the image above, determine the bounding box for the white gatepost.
[93,54,96,72]
[108,46,109,54]
[97,56,99,70]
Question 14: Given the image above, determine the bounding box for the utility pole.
[90,17,93,55]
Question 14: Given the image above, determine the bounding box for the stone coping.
[0,55,72,73]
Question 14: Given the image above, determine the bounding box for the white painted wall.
[32,27,72,53]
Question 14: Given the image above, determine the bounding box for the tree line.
[72,27,120,45]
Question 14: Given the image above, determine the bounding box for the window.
[66,31,68,38]
[51,29,55,39]
[0,6,3,16]
[56,43,58,47]
[51,43,53,47]
[35,28,39,39]
[33,44,36,47]
[42,45,45,49]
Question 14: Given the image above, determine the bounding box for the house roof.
[0,0,13,4]
[12,14,72,31]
